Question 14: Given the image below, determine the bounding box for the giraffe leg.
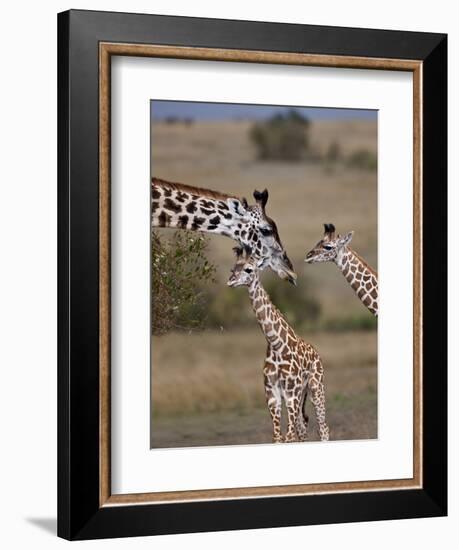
[295,389,309,442]
[284,394,302,443]
[309,381,329,442]
[263,373,283,443]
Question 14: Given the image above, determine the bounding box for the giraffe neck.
[335,246,378,316]
[247,276,288,349]
[152,178,240,240]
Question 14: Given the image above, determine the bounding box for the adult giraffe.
[304,223,378,316]
[152,177,297,283]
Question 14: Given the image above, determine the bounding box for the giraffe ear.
[338,231,354,247]
[323,223,336,238]
[227,198,249,220]
[253,189,268,209]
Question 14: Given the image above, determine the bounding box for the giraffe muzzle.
[227,278,241,288]
[304,249,320,264]
[281,269,297,286]
[276,254,297,285]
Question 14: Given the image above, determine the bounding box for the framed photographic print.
[57,9,447,540]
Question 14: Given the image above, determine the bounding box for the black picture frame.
[58,9,447,540]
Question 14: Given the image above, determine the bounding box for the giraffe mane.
[152,177,238,201]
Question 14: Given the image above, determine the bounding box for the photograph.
[150,100,378,449]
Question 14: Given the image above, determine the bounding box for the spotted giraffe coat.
[151,177,296,282]
[228,255,329,443]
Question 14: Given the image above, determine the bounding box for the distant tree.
[325,141,342,163]
[152,231,216,334]
[347,149,377,171]
[164,116,178,124]
[249,109,311,161]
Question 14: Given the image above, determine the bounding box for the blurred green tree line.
[249,109,376,170]
[152,230,376,335]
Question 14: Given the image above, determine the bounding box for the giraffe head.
[227,246,260,288]
[304,223,354,264]
[227,189,296,284]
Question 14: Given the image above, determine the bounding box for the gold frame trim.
[99,43,423,507]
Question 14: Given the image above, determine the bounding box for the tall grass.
[151,329,377,417]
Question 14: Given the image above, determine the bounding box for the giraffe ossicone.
[228,246,329,443]
[304,223,378,316]
[152,177,296,284]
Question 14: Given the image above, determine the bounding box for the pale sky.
[150,100,377,122]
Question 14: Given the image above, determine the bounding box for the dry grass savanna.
[151,329,376,448]
[150,116,377,448]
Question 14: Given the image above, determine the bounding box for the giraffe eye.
[323,244,333,250]
[260,227,273,236]
[244,268,253,273]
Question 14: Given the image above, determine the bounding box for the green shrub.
[249,109,311,161]
[151,231,216,334]
[347,149,377,171]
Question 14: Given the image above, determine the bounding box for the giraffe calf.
[305,223,378,316]
[227,247,329,443]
